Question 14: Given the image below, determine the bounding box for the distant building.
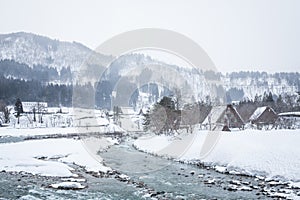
[202,104,244,131]
[119,107,135,115]
[118,106,141,132]
[22,102,48,113]
[277,111,300,129]
[249,106,277,129]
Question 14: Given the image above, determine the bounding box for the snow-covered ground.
[0,137,117,177]
[0,124,123,138]
[0,108,124,178]
[134,129,300,183]
[0,127,77,137]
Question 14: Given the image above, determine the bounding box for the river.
[0,136,278,199]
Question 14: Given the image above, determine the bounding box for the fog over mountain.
[0,32,299,108]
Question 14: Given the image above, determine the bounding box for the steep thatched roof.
[203,104,244,130]
[203,105,227,124]
[249,106,277,124]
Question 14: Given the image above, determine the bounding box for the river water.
[100,142,271,199]
[0,136,278,200]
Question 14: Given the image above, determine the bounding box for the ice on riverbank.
[134,129,300,183]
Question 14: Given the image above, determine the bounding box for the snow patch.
[50,181,86,190]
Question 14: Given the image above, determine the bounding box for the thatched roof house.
[249,106,277,128]
[202,104,244,131]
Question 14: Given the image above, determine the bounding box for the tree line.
[0,76,72,106]
[0,59,72,82]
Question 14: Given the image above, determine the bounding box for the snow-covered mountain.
[0,32,109,73]
[223,72,300,101]
[0,32,299,108]
[93,53,300,110]
[105,54,299,101]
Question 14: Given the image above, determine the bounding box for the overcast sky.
[1,0,299,73]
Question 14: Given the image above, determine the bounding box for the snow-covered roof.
[231,106,244,123]
[249,106,276,121]
[120,107,135,115]
[278,111,300,117]
[22,102,48,113]
[249,106,267,121]
[203,105,227,124]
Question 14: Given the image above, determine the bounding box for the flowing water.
[0,137,281,199]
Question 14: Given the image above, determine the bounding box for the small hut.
[202,104,244,131]
[249,106,277,129]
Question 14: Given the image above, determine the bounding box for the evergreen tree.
[146,96,178,135]
[262,91,268,102]
[254,94,260,104]
[267,92,274,102]
[159,96,175,110]
[14,98,23,124]
[275,94,285,113]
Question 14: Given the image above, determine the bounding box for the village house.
[202,104,244,131]
[249,106,278,129]
[277,111,300,129]
[118,106,142,132]
[22,102,48,113]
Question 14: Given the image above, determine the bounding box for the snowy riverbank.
[0,125,121,177]
[0,137,118,177]
[134,129,300,183]
[0,116,124,176]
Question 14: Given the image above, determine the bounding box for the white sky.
[0,0,300,73]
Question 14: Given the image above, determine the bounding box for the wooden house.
[249,106,277,129]
[202,104,244,131]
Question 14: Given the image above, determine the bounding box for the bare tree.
[182,103,199,133]
[37,102,47,123]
